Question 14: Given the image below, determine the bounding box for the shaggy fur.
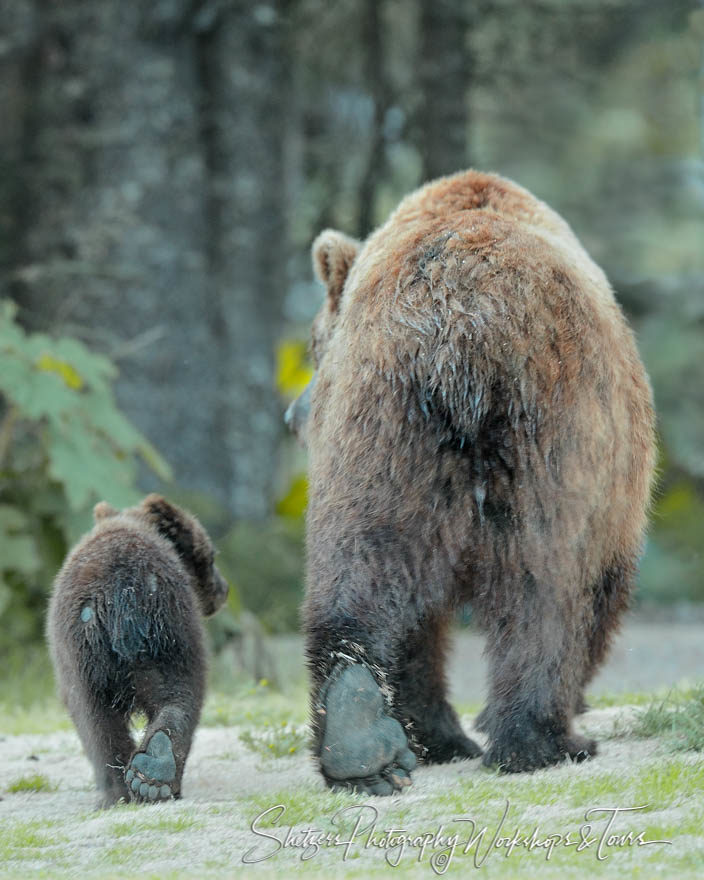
[47,495,228,808]
[292,170,656,789]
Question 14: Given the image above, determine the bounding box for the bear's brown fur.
[293,170,656,792]
[47,495,228,808]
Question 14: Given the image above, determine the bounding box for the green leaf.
[45,420,140,511]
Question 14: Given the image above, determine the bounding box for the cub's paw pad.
[125,730,177,802]
[319,664,416,796]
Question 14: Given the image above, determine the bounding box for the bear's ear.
[93,501,119,523]
[140,494,201,563]
[311,229,360,313]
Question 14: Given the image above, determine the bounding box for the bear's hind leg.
[67,689,133,809]
[316,663,417,795]
[395,616,482,763]
[305,603,420,796]
[579,557,636,707]
[480,575,596,773]
[126,669,202,802]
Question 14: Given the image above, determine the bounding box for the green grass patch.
[243,786,363,829]
[7,772,58,793]
[587,690,663,708]
[239,720,310,757]
[632,685,704,751]
[0,700,73,735]
[0,819,66,860]
[423,755,704,823]
[110,812,203,838]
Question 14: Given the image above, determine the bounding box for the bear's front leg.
[316,663,416,795]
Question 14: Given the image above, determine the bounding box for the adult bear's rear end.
[295,170,656,791]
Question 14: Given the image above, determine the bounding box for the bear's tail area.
[102,579,157,662]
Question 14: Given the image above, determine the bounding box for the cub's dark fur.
[47,494,228,808]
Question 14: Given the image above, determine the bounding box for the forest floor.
[1,616,703,879]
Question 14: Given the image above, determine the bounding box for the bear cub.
[47,494,228,808]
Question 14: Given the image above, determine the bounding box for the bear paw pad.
[125,730,177,802]
[318,664,416,796]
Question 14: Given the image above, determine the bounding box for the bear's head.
[284,229,360,442]
[93,494,229,617]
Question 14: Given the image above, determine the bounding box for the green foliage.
[0,300,171,650]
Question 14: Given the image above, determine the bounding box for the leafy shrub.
[0,300,170,651]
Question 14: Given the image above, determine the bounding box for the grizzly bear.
[47,495,229,808]
[287,170,656,795]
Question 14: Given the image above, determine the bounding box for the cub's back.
[48,520,203,703]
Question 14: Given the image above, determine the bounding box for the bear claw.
[318,664,416,796]
[483,731,597,774]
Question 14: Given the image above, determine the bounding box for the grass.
[0,639,702,877]
[239,721,310,757]
[0,818,68,867]
[110,813,203,837]
[632,685,704,751]
[201,679,309,728]
[6,773,57,793]
[0,697,701,879]
[243,786,363,829]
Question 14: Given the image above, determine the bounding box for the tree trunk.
[357,0,389,238]
[8,1,290,519]
[417,0,473,180]
[197,3,289,518]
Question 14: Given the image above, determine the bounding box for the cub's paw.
[125,730,177,802]
[483,728,597,774]
[319,665,416,796]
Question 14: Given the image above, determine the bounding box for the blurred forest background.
[1,0,703,665]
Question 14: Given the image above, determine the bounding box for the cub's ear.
[93,501,119,523]
[140,494,198,560]
[311,229,360,313]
